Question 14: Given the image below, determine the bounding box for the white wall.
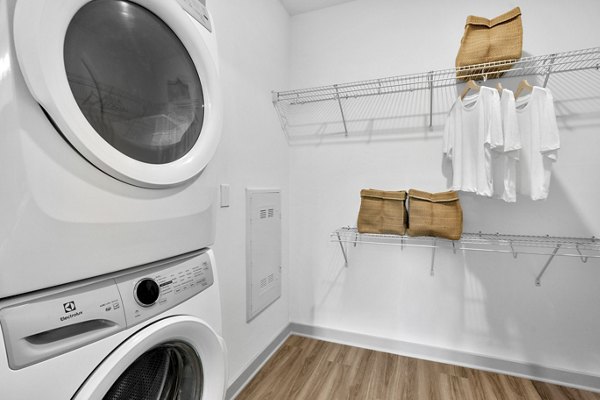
[288,0,600,377]
[208,0,291,386]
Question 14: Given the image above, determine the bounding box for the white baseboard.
[225,325,292,400]
[290,322,600,394]
[226,322,600,398]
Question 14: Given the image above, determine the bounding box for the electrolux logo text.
[61,301,83,322]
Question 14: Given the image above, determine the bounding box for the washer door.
[73,316,226,400]
[13,0,222,188]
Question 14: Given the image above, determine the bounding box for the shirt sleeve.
[503,91,521,156]
[540,91,560,159]
[488,91,504,150]
[443,105,455,159]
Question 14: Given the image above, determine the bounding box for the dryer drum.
[63,0,205,165]
[104,341,203,400]
[13,0,224,188]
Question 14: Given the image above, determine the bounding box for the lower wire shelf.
[331,227,600,286]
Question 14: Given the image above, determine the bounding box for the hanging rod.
[331,227,599,285]
[274,47,600,105]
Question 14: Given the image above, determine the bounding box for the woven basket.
[407,189,463,240]
[456,7,522,80]
[357,189,407,235]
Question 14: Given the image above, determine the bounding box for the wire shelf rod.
[332,228,599,252]
[334,227,598,246]
[280,64,598,106]
[332,238,600,259]
[331,227,599,286]
[278,61,600,105]
[274,47,600,106]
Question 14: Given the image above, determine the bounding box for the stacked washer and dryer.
[0,0,226,398]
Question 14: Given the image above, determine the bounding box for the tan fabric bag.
[456,7,523,80]
[407,189,463,240]
[357,189,407,235]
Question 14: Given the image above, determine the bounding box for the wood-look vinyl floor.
[236,335,600,400]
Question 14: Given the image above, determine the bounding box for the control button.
[134,278,160,307]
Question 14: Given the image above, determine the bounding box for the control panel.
[116,250,214,327]
[176,0,212,32]
[0,250,213,370]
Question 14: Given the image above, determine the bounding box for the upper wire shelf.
[273,47,600,142]
[331,227,600,286]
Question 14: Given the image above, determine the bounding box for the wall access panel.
[246,189,282,321]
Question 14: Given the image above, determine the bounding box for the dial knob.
[135,278,160,307]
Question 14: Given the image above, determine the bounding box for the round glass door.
[71,317,225,399]
[104,341,203,400]
[63,0,205,165]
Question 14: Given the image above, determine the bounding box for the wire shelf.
[333,227,599,256]
[273,47,600,142]
[331,227,600,286]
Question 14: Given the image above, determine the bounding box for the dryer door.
[73,316,227,400]
[13,0,222,188]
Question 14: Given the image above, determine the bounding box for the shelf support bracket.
[427,71,434,128]
[510,241,518,258]
[576,245,589,263]
[336,232,349,267]
[430,238,437,276]
[334,85,349,136]
[543,54,557,88]
[535,244,561,286]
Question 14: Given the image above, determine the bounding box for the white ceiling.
[279,0,356,16]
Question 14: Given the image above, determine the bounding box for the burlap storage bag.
[357,189,407,235]
[456,7,522,80]
[407,189,463,240]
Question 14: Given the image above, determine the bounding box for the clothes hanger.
[496,82,503,94]
[515,79,533,99]
[460,80,480,100]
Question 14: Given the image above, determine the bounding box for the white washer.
[0,249,227,399]
[0,0,223,298]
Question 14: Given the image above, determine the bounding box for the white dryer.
[0,249,226,399]
[0,0,223,298]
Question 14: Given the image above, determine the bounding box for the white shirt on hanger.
[515,86,560,200]
[443,86,503,197]
[492,89,521,203]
